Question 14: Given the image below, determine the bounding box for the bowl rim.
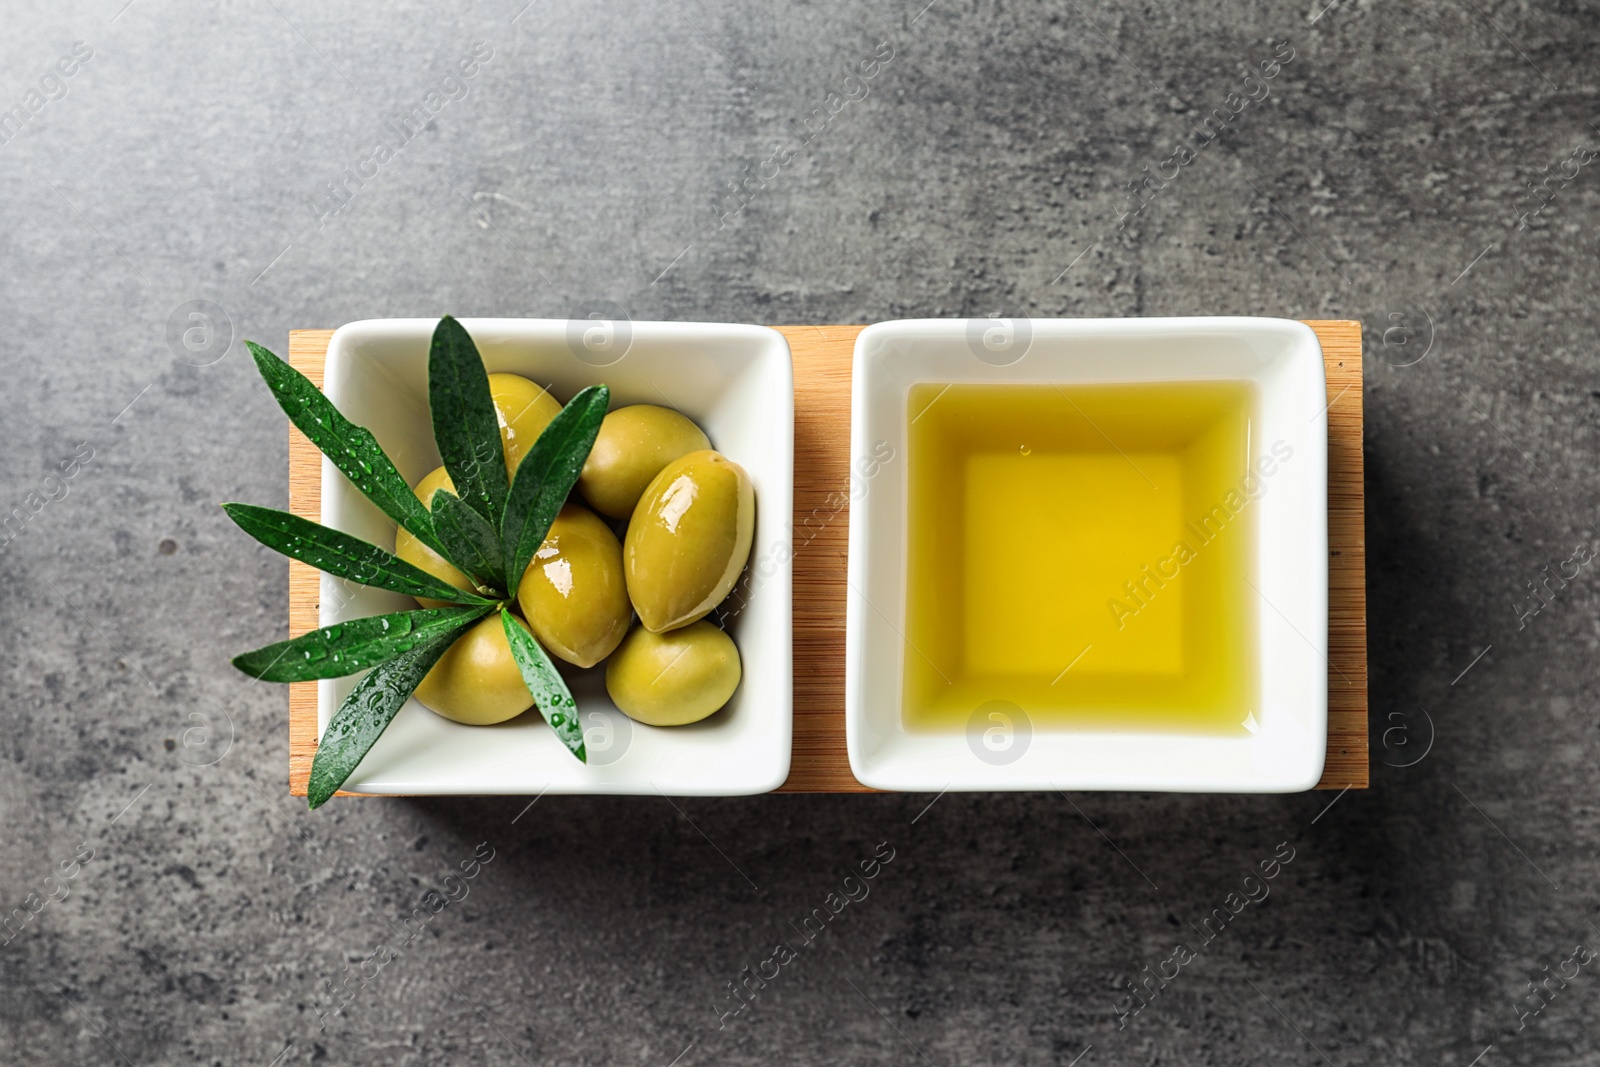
[314,316,796,796]
[844,315,1329,793]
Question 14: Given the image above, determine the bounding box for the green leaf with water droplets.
[429,316,509,529]
[246,341,446,558]
[231,605,491,682]
[307,625,468,808]
[222,503,496,606]
[501,610,586,763]
[501,385,609,590]
[429,489,507,592]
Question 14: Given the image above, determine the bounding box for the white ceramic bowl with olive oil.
[318,318,793,796]
[845,317,1328,793]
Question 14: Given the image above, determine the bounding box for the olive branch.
[225,316,606,808]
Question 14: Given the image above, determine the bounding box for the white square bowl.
[846,317,1327,793]
[317,318,792,796]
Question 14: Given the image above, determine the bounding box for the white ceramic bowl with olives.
[316,318,792,796]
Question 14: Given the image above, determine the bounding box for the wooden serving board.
[286,322,1368,796]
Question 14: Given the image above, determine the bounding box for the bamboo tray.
[286,322,1368,796]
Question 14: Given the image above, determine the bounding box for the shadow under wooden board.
[285,321,1368,797]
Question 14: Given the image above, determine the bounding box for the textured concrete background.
[1,0,1596,1064]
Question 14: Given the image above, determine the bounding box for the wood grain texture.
[287,322,1368,796]
[286,331,332,799]
[1311,320,1369,791]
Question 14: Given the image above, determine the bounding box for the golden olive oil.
[902,381,1258,734]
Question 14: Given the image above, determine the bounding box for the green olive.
[605,621,741,726]
[623,449,754,633]
[515,503,631,668]
[394,466,474,608]
[413,613,532,725]
[490,373,562,477]
[578,405,710,520]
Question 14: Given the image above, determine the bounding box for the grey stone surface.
[0,0,1596,1063]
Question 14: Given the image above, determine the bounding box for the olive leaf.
[429,316,509,529]
[430,489,507,592]
[246,341,448,559]
[232,605,492,682]
[501,610,586,763]
[222,503,496,606]
[501,385,609,588]
[306,627,465,808]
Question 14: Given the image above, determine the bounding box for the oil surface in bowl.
[902,381,1259,734]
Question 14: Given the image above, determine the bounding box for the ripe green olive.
[393,466,474,608]
[578,405,710,520]
[515,503,631,668]
[413,613,533,725]
[623,450,754,633]
[605,621,741,726]
[490,373,562,478]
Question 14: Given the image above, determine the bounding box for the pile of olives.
[396,373,755,733]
